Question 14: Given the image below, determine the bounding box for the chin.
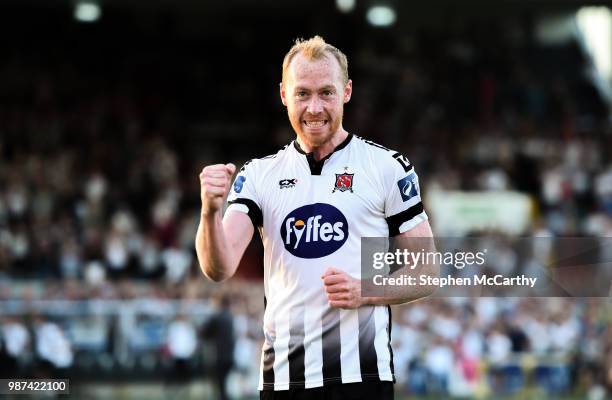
[302,131,333,147]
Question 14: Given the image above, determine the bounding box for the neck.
[297,128,349,161]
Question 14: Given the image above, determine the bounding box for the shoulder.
[237,144,291,176]
[352,135,414,174]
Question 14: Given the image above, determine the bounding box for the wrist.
[360,296,385,306]
[201,208,222,220]
[359,296,372,306]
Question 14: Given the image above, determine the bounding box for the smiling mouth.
[303,120,328,128]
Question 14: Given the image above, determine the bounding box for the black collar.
[293,133,353,175]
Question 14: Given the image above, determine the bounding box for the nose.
[306,96,324,114]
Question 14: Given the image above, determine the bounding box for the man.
[196,36,435,399]
[202,295,235,400]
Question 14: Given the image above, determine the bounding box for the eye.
[296,91,307,98]
[322,90,333,96]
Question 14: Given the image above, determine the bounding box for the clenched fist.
[322,267,363,309]
[199,163,236,216]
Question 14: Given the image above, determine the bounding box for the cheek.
[287,104,303,124]
[289,102,306,116]
[329,100,344,115]
[287,103,299,117]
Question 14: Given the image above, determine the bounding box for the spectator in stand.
[202,295,235,400]
[166,313,198,383]
[1,316,30,378]
[33,316,73,378]
[424,336,454,394]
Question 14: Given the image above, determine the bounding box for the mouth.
[303,120,328,129]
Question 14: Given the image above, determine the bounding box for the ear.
[343,79,352,103]
[280,82,287,107]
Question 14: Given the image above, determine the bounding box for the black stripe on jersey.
[358,136,390,151]
[385,202,424,237]
[239,160,251,172]
[227,198,263,228]
[357,136,413,172]
[262,296,275,389]
[321,307,342,384]
[306,153,329,175]
[288,304,306,389]
[358,307,379,379]
[294,134,353,175]
[239,145,288,171]
[386,306,396,381]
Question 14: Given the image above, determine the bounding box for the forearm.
[361,284,434,306]
[195,211,238,282]
[361,220,437,306]
[361,263,439,306]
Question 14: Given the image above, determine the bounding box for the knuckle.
[204,164,221,173]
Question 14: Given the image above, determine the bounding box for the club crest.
[333,173,354,193]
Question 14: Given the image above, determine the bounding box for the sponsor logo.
[397,172,419,202]
[332,167,354,193]
[280,203,349,258]
[233,175,246,193]
[279,178,297,189]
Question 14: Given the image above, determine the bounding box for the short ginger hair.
[282,36,349,85]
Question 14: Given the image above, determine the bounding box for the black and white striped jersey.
[226,133,428,391]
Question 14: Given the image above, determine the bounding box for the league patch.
[397,172,419,202]
[233,175,246,193]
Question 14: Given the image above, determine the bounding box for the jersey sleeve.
[383,154,428,236]
[226,161,263,228]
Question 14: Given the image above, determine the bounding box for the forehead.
[286,52,343,87]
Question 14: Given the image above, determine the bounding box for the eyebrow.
[293,85,336,92]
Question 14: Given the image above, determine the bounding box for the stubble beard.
[290,111,343,150]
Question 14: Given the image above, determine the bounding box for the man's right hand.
[196,162,252,282]
[199,163,236,216]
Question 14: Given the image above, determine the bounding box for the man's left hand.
[321,267,362,309]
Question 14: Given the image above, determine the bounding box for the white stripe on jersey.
[374,306,394,381]
[339,309,362,383]
[226,202,249,214]
[303,296,325,388]
[399,211,428,234]
[272,307,291,390]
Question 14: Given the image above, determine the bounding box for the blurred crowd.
[0,283,610,398]
[393,297,611,397]
[0,280,265,397]
[1,18,611,281]
[0,7,610,399]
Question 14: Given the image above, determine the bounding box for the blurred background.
[0,0,611,398]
